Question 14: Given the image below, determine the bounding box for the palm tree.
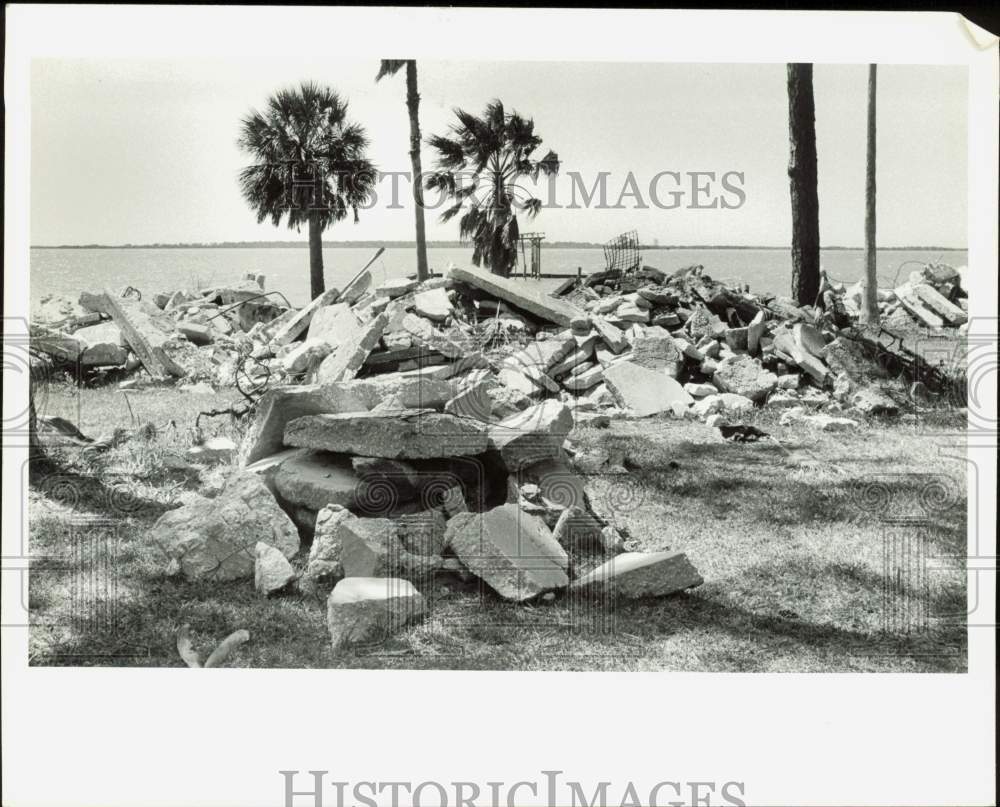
[376,60,429,282]
[786,64,821,306]
[237,82,376,300]
[426,99,559,277]
[860,64,880,324]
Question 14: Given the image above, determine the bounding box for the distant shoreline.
[30,241,966,251]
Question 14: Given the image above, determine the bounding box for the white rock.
[254,541,296,595]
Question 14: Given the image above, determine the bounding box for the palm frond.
[376,60,408,82]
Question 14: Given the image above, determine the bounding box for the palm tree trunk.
[787,63,821,306]
[308,211,325,299]
[861,64,879,324]
[406,61,430,282]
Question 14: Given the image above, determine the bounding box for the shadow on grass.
[28,451,183,521]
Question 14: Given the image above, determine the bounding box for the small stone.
[851,387,899,416]
[684,382,717,398]
[254,542,296,595]
[326,577,426,649]
[185,436,237,465]
[803,414,858,431]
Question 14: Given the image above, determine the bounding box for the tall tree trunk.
[787,63,821,306]
[308,211,325,300]
[406,61,430,282]
[860,63,880,324]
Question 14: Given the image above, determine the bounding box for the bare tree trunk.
[860,63,880,324]
[406,61,430,282]
[787,63,821,306]
[308,211,325,300]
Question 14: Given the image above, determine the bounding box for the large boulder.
[487,400,574,471]
[711,355,778,402]
[151,473,299,581]
[284,410,490,459]
[326,577,427,649]
[572,551,703,597]
[445,503,569,601]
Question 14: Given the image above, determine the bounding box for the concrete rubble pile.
[37,256,967,650]
[149,375,703,649]
[552,260,968,427]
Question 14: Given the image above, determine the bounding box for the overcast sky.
[30,59,967,247]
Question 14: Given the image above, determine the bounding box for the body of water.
[29,246,967,309]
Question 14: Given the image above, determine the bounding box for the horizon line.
[29,241,967,251]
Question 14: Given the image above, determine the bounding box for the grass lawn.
[28,379,968,671]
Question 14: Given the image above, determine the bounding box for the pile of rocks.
[150,380,704,649]
[31,273,287,388]
[548,261,967,427]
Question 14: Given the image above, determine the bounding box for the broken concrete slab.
[572,551,703,597]
[551,505,606,552]
[911,283,967,325]
[488,400,575,471]
[376,277,419,299]
[397,509,449,557]
[446,503,568,601]
[307,302,359,344]
[562,363,604,392]
[326,577,427,649]
[631,327,683,377]
[711,354,778,402]
[413,287,453,321]
[340,270,372,305]
[448,263,584,327]
[300,505,353,596]
[315,312,388,383]
[591,315,630,353]
[74,321,129,366]
[282,338,333,375]
[255,541,296,595]
[894,283,945,328]
[400,313,466,358]
[285,410,490,459]
[151,472,299,582]
[241,384,371,465]
[272,287,341,347]
[87,289,186,377]
[603,360,694,417]
[444,380,495,422]
[272,450,363,511]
